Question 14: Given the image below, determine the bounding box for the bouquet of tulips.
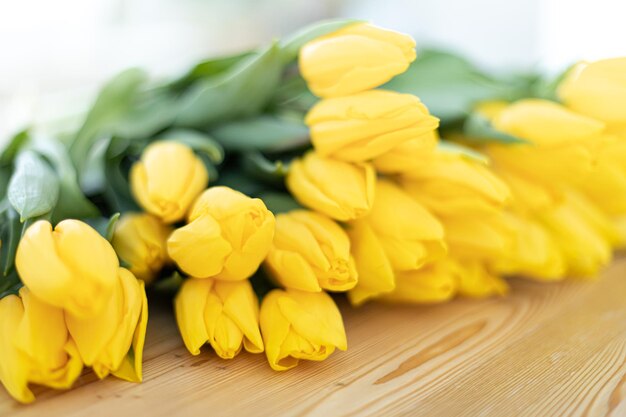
[2,19,626,403]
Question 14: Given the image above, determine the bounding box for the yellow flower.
[260,289,347,371]
[494,212,566,281]
[175,278,263,359]
[380,260,457,304]
[492,99,605,146]
[0,288,83,404]
[167,186,275,280]
[112,213,172,283]
[130,141,209,223]
[346,219,395,306]
[399,148,513,260]
[372,130,438,174]
[451,259,508,298]
[286,152,375,221]
[306,90,439,162]
[65,268,148,382]
[363,179,446,271]
[299,23,416,98]
[265,210,358,292]
[559,58,626,126]
[538,191,616,277]
[15,219,119,318]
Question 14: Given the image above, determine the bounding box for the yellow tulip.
[167,186,275,280]
[306,89,439,162]
[65,268,148,382]
[380,261,456,304]
[364,179,446,271]
[495,212,566,281]
[559,58,626,126]
[346,219,395,306]
[175,278,263,359]
[372,130,438,174]
[130,141,209,223]
[399,148,513,260]
[286,152,375,221]
[492,99,605,146]
[265,210,357,292]
[0,288,82,404]
[452,259,508,298]
[260,289,347,371]
[15,219,119,318]
[112,213,172,283]
[538,192,616,278]
[299,23,416,98]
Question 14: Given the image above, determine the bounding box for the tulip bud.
[0,288,83,404]
[260,289,347,371]
[364,180,446,271]
[346,220,395,306]
[540,193,614,277]
[130,141,209,224]
[306,90,439,162]
[175,278,263,359]
[398,149,513,260]
[558,58,626,126]
[15,220,119,318]
[380,260,457,304]
[452,260,508,298]
[167,186,275,280]
[492,99,605,146]
[372,130,438,174]
[494,213,566,281]
[299,23,416,98]
[112,213,172,283]
[65,267,147,382]
[265,210,358,292]
[286,152,375,221]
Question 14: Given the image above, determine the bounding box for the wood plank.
[2,258,626,417]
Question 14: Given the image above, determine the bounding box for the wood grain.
[2,258,626,417]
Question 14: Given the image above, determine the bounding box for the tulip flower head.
[112,213,172,283]
[260,289,347,371]
[168,186,275,280]
[175,278,263,359]
[130,141,209,224]
[15,219,119,318]
[265,210,358,292]
[306,90,439,162]
[0,288,83,403]
[299,23,416,98]
[286,152,376,221]
[65,267,148,382]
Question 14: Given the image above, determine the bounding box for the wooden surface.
[2,259,626,417]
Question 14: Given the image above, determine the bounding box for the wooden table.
[2,258,626,417]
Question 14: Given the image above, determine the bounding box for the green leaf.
[105,212,120,242]
[157,129,224,164]
[241,152,289,187]
[112,91,179,139]
[70,68,148,172]
[1,209,21,275]
[259,191,302,214]
[385,49,504,125]
[175,42,283,127]
[462,113,528,145]
[280,18,361,63]
[0,130,30,166]
[8,151,60,221]
[86,212,121,242]
[211,115,309,152]
[30,138,100,221]
[153,270,184,294]
[437,140,490,164]
[170,51,254,91]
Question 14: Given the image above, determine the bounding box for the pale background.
[1,0,625,139]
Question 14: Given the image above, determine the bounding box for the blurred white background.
[1,0,625,138]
